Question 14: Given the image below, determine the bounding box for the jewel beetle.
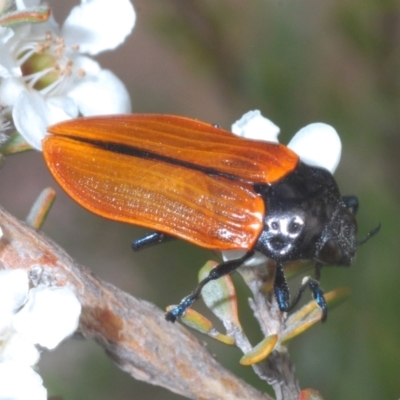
[42,114,369,322]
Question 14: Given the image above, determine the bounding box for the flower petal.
[12,91,76,150]
[0,270,29,337]
[0,362,47,400]
[47,96,80,119]
[231,110,280,142]
[72,54,101,75]
[62,0,136,55]
[288,123,342,174]
[13,285,81,350]
[16,0,43,9]
[0,334,40,366]
[68,69,131,115]
[0,27,19,78]
[0,77,24,106]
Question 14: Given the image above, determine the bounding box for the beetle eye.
[319,238,342,264]
[288,220,301,234]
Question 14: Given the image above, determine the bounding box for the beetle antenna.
[357,223,381,246]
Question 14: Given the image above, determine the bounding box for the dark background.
[1,0,399,399]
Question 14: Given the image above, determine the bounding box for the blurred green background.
[1,0,399,398]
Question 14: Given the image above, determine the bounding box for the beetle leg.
[131,231,175,251]
[166,250,255,322]
[307,277,327,321]
[291,276,327,321]
[314,261,323,281]
[274,262,328,321]
[273,262,291,313]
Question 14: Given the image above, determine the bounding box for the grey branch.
[0,205,271,400]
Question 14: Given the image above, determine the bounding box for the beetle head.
[254,163,360,266]
[256,201,358,266]
[316,204,358,266]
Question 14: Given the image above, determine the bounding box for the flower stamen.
[16,32,84,96]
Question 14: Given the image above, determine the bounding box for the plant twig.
[0,204,271,400]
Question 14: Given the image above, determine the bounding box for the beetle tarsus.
[166,297,195,322]
[165,311,177,322]
[308,278,327,321]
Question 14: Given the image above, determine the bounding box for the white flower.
[223,110,342,266]
[0,0,136,150]
[231,110,280,143]
[0,269,82,400]
[0,362,47,400]
[231,110,341,173]
[286,122,341,174]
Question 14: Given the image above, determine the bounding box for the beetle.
[43,114,363,322]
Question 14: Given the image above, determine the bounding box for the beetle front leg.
[273,262,291,312]
[274,262,328,321]
[290,276,327,321]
